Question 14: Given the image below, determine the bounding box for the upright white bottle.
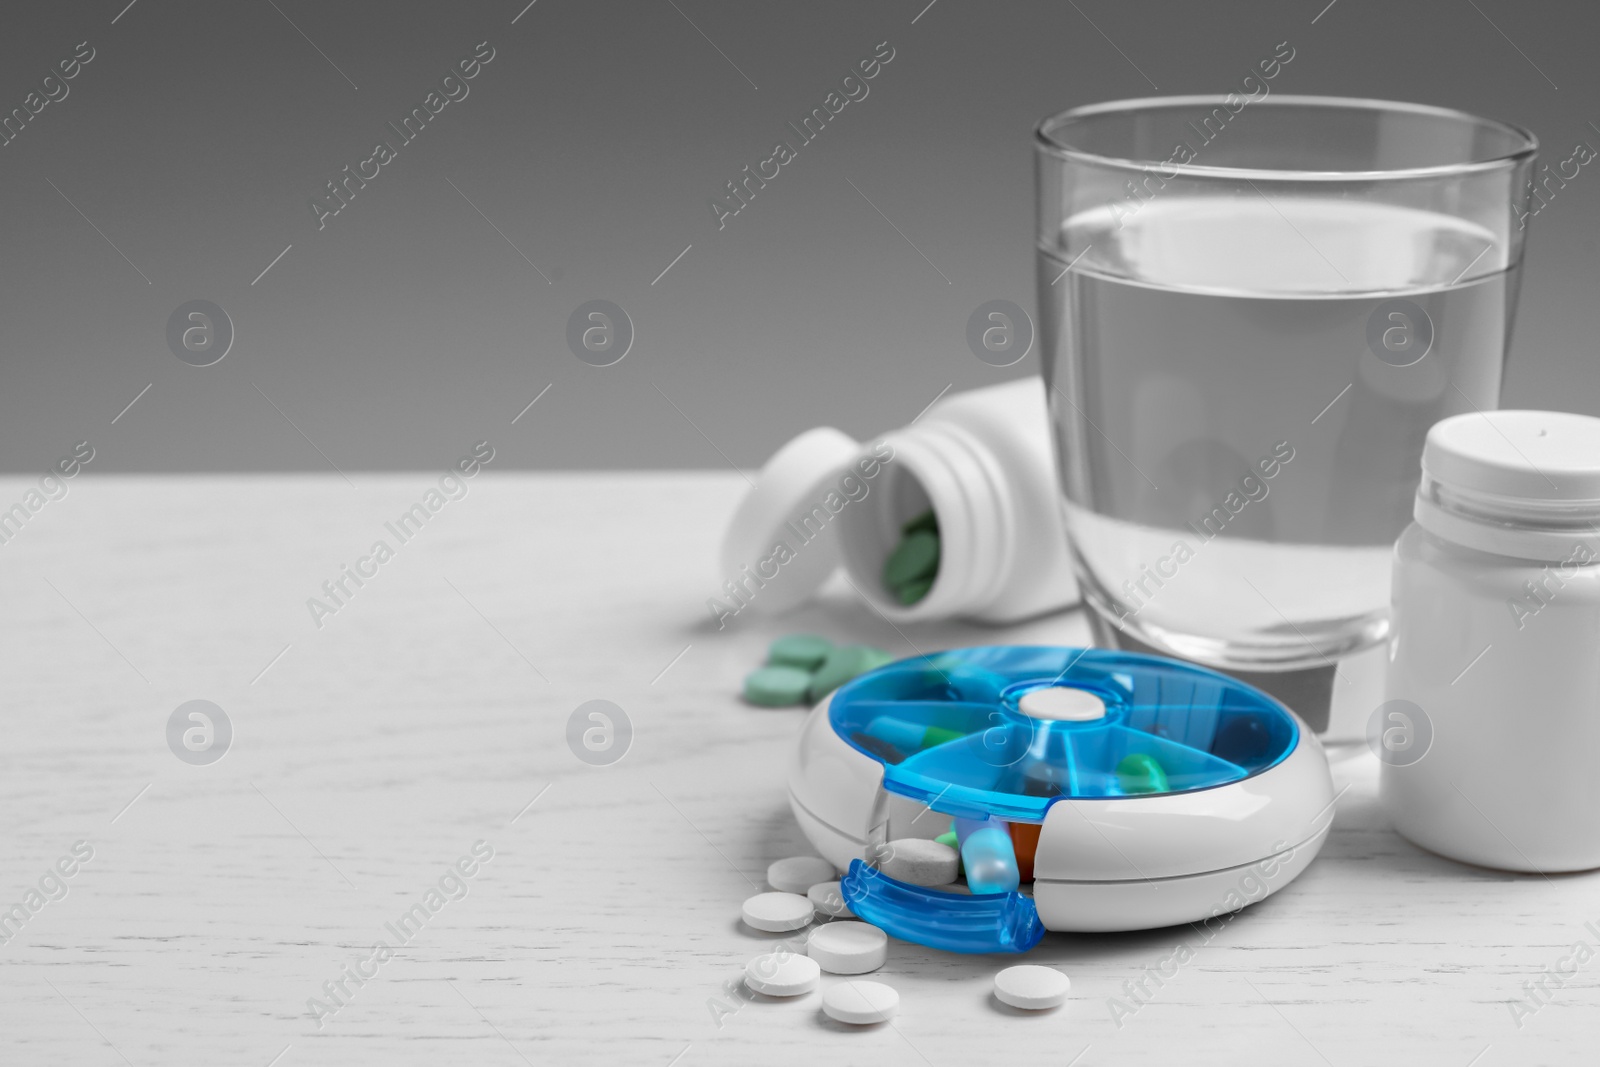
[718,377,1079,624]
[1382,409,1600,871]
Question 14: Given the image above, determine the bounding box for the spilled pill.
[806,921,888,975]
[768,855,837,895]
[808,880,852,917]
[745,951,820,996]
[743,665,813,707]
[767,633,832,670]
[993,964,1071,1010]
[741,892,815,932]
[822,980,899,1025]
[808,645,894,703]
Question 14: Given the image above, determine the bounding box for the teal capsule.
[953,816,1019,894]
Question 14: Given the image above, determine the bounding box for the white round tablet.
[1018,686,1105,722]
[768,855,837,894]
[878,838,959,886]
[745,951,821,997]
[741,892,815,932]
[993,964,1071,1009]
[822,980,899,1024]
[807,921,887,975]
[808,880,852,917]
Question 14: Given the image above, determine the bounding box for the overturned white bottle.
[717,377,1079,624]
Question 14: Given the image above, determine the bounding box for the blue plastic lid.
[832,645,1298,823]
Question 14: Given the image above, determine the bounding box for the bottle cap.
[719,427,861,614]
[1424,409,1600,502]
[1417,410,1600,559]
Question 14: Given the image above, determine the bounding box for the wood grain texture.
[0,473,1592,1066]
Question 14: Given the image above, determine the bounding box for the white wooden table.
[1,473,1592,1066]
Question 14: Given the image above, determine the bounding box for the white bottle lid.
[1417,410,1600,559]
[718,427,860,613]
[1425,410,1600,501]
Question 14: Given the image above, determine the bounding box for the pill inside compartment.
[823,647,1311,951]
[834,650,1298,908]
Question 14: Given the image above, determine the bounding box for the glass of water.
[1036,96,1536,674]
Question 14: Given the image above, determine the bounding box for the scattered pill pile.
[739,853,1072,1027]
[733,663,1192,1026]
[882,509,939,605]
[742,635,893,707]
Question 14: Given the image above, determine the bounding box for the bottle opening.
[842,461,944,612]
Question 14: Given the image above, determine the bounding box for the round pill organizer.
[787,645,1335,953]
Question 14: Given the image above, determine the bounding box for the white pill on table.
[745,951,821,996]
[768,855,837,894]
[808,880,852,917]
[993,964,1071,1009]
[807,921,887,975]
[741,892,815,932]
[822,980,899,1024]
[878,838,959,886]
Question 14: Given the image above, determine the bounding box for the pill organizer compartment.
[788,646,1333,951]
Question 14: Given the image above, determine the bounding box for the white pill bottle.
[1382,410,1600,872]
[719,377,1079,624]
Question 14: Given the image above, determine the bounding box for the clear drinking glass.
[1036,95,1537,672]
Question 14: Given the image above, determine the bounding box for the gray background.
[1,0,1595,473]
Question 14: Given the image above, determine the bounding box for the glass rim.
[1035,94,1538,182]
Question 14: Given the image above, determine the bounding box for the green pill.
[767,633,833,670]
[808,645,895,703]
[743,665,813,707]
[883,530,940,589]
[934,830,959,850]
[1116,753,1170,795]
[894,576,935,605]
[901,509,939,537]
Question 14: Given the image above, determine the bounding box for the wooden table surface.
[1,472,1593,1066]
